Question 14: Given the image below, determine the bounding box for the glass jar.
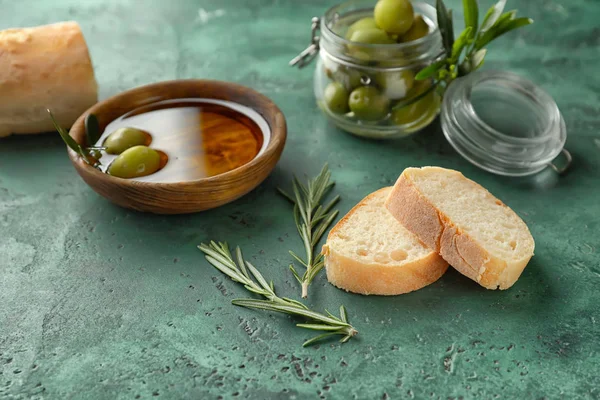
[441,70,570,176]
[292,0,445,139]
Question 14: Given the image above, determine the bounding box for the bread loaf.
[0,21,98,137]
[323,187,448,295]
[385,167,535,290]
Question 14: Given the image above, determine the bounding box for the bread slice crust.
[385,167,534,290]
[323,187,448,295]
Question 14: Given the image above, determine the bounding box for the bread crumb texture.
[324,187,448,295]
[387,167,535,290]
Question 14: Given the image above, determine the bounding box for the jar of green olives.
[291,0,444,139]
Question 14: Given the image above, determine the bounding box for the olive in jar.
[391,81,436,126]
[348,86,390,121]
[332,66,363,91]
[345,17,379,40]
[400,15,430,42]
[348,27,395,45]
[347,28,395,61]
[324,82,350,114]
[374,0,415,35]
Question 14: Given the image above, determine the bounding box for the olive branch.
[416,0,533,88]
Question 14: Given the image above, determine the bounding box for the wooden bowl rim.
[68,79,286,189]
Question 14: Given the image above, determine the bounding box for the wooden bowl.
[68,80,286,214]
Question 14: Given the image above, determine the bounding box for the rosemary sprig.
[48,109,101,167]
[416,0,533,89]
[198,241,358,347]
[278,164,340,298]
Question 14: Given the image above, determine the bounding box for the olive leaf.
[451,27,473,62]
[415,59,447,81]
[475,10,514,49]
[436,0,454,56]
[447,9,455,53]
[48,110,80,153]
[470,48,487,71]
[48,109,97,166]
[85,114,101,146]
[490,9,517,31]
[479,0,507,33]
[476,16,533,49]
[495,10,519,30]
[462,0,479,38]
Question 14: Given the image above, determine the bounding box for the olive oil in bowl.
[96,99,270,182]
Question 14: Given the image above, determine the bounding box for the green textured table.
[1,0,599,398]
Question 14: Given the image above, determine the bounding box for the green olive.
[374,0,415,35]
[391,81,436,126]
[104,127,150,155]
[347,28,395,61]
[400,15,430,42]
[348,86,390,121]
[374,69,415,100]
[345,17,379,40]
[108,145,161,179]
[348,27,395,45]
[324,82,350,114]
[332,66,363,91]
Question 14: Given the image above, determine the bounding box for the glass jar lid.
[441,70,569,176]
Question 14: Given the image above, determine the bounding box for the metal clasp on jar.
[289,17,321,68]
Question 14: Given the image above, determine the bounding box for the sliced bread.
[385,167,535,290]
[322,187,448,295]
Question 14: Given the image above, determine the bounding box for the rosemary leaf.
[277,188,296,204]
[245,285,269,296]
[289,265,303,283]
[245,262,272,292]
[324,309,343,322]
[303,332,341,347]
[282,297,309,310]
[289,251,309,268]
[205,255,247,284]
[320,195,341,217]
[233,299,349,327]
[199,242,358,347]
[297,324,346,332]
[278,164,340,298]
[339,335,352,344]
[340,306,348,323]
[306,261,325,282]
[235,247,250,279]
[312,211,339,247]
